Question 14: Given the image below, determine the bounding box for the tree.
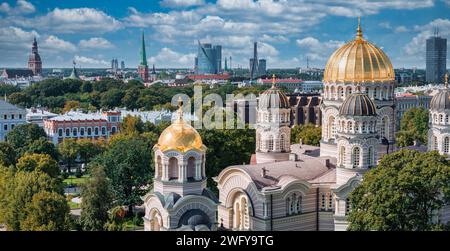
[91,134,152,214]
[396,107,429,147]
[121,115,144,135]
[20,191,71,231]
[0,170,63,230]
[122,87,140,110]
[58,139,79,173]
[16,153,60,178]
[291,123,322,146]
[199,126,255,193]
[76,139,105,165]
[80,165,114,231]
[0,142,16,167]
[348,149,450,231]
[100,88,124,109]
[24,138,59,161]
[63,100,80,113]
[6,124,47,155]
[104,206,126,231]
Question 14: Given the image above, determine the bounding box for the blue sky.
[0,0,449,69]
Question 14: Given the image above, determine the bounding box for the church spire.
[356,17,363,40]
[140,31,148,67]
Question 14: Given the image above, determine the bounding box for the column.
[195,162,201,181]
[162,164,168,181]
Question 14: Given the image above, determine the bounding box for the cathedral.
[143,19,450,231]
[28,37,42,76]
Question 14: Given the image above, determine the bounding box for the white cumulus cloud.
[148,47,196,68]
[0,0,35,15]
[79,37,114,49]
[160,0,205,8]
[74,55,109,67]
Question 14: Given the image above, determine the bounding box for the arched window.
[433,135,438,150]
[187,157,196,180]
[444,137,449,154]
[339,87,344,99]
[362,122,366,133]
[296,195,302,213]
[232,195,250,230]
[328,116,336,140]
[280,134,286,152]
[168,157,178,180]
[94,127,99,135]
[328,193,333,210]
[268,135,274,152]
[355,121,359,133]
[73,128,78,136]
[111,127,117,134]
[330,86,336,100]
[80,128,85,136]
[440,114,443,123]
[87,128,92,136]
[446,115,449,124]
[347,121,352,132]
[352,147,360,168]
[101,126,106,135]
[65,128,70,137]
[321,193,326,210]
[58,129,63,137]
[339,146,346,166]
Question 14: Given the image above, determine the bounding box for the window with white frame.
[339,146,346,166]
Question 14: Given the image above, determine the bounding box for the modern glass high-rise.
[196,41,222,74]
[426,35,447,83]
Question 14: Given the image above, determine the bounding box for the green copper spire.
[140,31,148,67]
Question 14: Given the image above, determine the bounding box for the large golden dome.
[155,99,205,153]
[323,18,395,83]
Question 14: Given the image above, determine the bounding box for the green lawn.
[63,175,89,187]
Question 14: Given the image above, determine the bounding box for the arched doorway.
[149,209,162,231]
[168,157,178,180]
[230,191,250,230]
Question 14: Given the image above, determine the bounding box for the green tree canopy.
[16,153,60,179]
[80,165,114,231]
[291,123,322,146]
[6,124,47,155]
[0,142,16,167]
[0,170,63,230]
[396,107,429,147]
[121,115,144,135]
[91,134,152,214]
[58,139,79,171]
[20,191,71,231]
[24,138,59,161]
[348,149,450,231]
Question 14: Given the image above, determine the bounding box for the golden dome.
[156,98,205,153]
[323,18,395,83]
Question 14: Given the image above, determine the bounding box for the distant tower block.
[28,37,42,76]
[138,31,149,82]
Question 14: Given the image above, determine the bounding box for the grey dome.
[339,93,377,116]
[430,89,450,111]
[178,209,211,229]
[258,87,289,109]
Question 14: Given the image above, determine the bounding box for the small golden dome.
[156,98,205,153]
[323,17,395,83]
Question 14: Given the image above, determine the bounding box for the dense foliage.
[291,123,322,146]
[396,107,429,147]
[348,150,450,231]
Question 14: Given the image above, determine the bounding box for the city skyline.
[0,0,449,69]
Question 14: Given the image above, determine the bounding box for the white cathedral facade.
[143,20,450,231]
